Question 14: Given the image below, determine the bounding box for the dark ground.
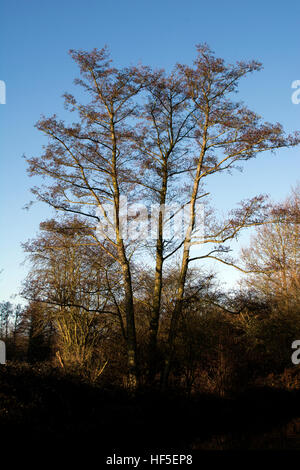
[0,363,299,464]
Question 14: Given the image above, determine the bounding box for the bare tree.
[161,45,300,388]
[0,301,13,340]
[26,48,147,389]
[241,187,300,312]
[22,218,118,371]
[26,45,299,390]
[132,71,196,380]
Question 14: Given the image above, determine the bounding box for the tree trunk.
[148,173,167,383]
[110,115,139,391]
[161,111,209,390]
[122,260,138,391]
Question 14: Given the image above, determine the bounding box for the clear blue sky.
[0,0,299,302]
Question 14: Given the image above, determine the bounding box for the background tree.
[22,218,119,374]
[241,187,300,312]
[25,301,53,363]
[0,302,25,359]
[0,301,13,340]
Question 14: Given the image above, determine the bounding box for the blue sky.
[0,0,299,302]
